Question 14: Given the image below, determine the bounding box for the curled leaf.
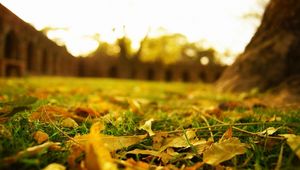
[139,118,155,136]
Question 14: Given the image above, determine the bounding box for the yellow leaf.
[159,130,198,152]
[101,135,147,151]
[280,134,300,159]
[42,163,66,170]
[3,142,61,164]
[85,122,117,170]
[139,118,155,136]
[61,118,79,128]
[257,127,279,136]
[74,134,146,152]
[203,137,247,166]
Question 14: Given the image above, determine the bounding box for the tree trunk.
[217,0,300,92]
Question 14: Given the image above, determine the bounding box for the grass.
[0,77,299,170]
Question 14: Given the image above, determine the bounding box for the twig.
[42,106,82,146]
[275,142,284,170]
[199,115,214,142]
[163,113,287,140]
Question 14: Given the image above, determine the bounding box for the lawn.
[0,77,299,170]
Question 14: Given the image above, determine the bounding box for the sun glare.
[1,0,265,58]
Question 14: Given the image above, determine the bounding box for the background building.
[0,4,225,82]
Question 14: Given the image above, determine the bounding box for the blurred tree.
[138,33,188,64]
[117,36,132,60]
[217,0,300,93]
[243,0,270,20]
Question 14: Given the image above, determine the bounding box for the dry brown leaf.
[42,163,66,170]
[203,137,247,166]
[84,122,118,170]
[74,107,100,117]
[153,132,169,150]
[193,139,210,154]
[3,142,61,164]
[33,130,49,144]
[280,134,300,159]
[67,144,85,169]
[139,118,155,136]
[219,127,233,142]
[124,158,150,170]
[29,106,83,122]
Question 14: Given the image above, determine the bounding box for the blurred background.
[0,0,269,81]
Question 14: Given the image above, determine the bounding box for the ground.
[0,77,299,170]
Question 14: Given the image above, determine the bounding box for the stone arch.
[5,65,21,77]
[0,17,3,32]
[147,68,155,80]
[130,68,136,79]
[4,30,19,59]
[41,49,48,74]
[199,71,206,81]
[109,66,118,78]
[182,70,190,82]
[26,42,35,71]
[52,53,58,75]
[165,69,173,82]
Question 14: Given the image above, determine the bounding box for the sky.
[1,0,266,59]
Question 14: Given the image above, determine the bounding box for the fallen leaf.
[33,130,49,144]
[74,107,100,117]
[280,134,300,159]
[159,130,198,152]
[219,127,233,142]
[2,96,37,108]
[67,144,85,170]
[152,132,169,150]
[203,137,247,166]
[218,101,243,111]
[127,149,172,164]
[84,122,118,170]
[128,99,143,114]
[61,118,79,128]
[257,127,279,136]
[3,142,61,164]
[139,118,155,136]
[42,163,66,170]
[267,115,282,122]
[206,108,222,118]
[123,158,150,170]
[29,106,79,122]
[75,134,146,152]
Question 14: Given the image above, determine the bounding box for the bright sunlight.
[1,0,264,57]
